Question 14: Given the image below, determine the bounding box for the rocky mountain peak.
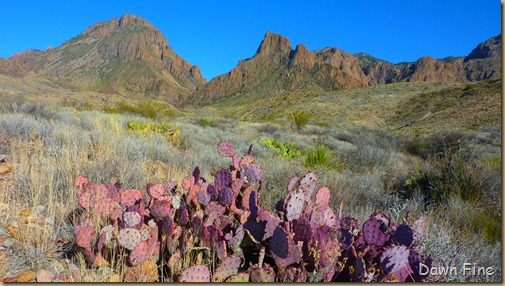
[465,34,501,61]
[117,13,152,28]
[289,44,315,67]
[256,31,292,56]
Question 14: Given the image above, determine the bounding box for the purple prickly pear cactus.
[292,218,313,242]
[123,211,142,228]
[218,187,233,206]
[239,154,255,169]
[78,192,92,209]
[394,224,416,247]
[250,263,276,282]
[207,183,218,201]
[231,179,244,197]
[192,167,201,184]
[93,197,114,217]
[258,211,281,240]
[76,226,94,248]
[370,211,390,225]
[75,176,89,192]
[269,226,289,258]
[195,190,211,206]
[175,205,189,226]
[243,163,263,184]
[362,219,390,247]
[213,256,242,282]
[147,183,166,200]
[161,216,174,236]
[412,216,426,238]
[285,189,305,222]
[337,227,354,250]
[248,190,259,219]
[74,218,92,236]
[215,169,232,191]
[204,201,226,217]
[181,175,194,191]
[129,240,155,266]
[380,245,410,275]
[311,207,338,229]
[279,267,307,282]
[247,144,254,155]
[97,224,114,252]
[299,172,317,200]
[217,140,235,157]
[179,265,211,282]
[314,186,330,212]
[164,181,178,195]
[120,189,142,207]
[110,206,123,221]
[287,176,298,192]
[149,199,171,219]
[117,228,143,251]
[271,234,301,269]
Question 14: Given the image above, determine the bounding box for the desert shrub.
[291,110,310,131]
[303,143,334,169]
[257,137,301,159]
[198,116,215,127]
[471,210,501,244]
[127,120,181,146]
[256,123,277,134]
[105,101,176,119]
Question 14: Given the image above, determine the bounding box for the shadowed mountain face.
[6,14,206,104]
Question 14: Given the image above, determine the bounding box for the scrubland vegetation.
[0,82,501,282]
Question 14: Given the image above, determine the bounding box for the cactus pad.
[243,163,263,184]
[129,240,154,267]
[215,169,232,191]
[412,216,426,238]
[76,226,94,248]
[181,175,194,191]
[239,155,255,169]
[292,218,313,242]
[287,176,298,192]
[175,206,189,226]
[226,273,249,282]
[394,224,416,247]
[75,176,89,190]
[123,211,142,228]
[120,189,142,207]
[118,228,142,251]
[299,172,317,200]
[362,219,390,246]
[147,184,166,200]
[218,187,233,206]
[195,190,211,206]
[337,227,354,250]
[179,265,211,282]
[218,140,235,157]
[285,189,305,222]
[380,245,409,275]
[250,264,275,283]
[269,226,289,258]
[213,256,242,282]
[149,199,171,219]
[314,187,330,212]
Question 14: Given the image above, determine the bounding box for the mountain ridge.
[0,14,500,106]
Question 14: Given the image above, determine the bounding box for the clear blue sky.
[0,1,501,80]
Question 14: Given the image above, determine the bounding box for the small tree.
[291,111,310,131]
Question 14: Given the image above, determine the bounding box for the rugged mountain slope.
[192,32,500,106]
[0,49,44,77]
[189,32,367,104]
[27,14,205,104]
[355,34,501,84]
